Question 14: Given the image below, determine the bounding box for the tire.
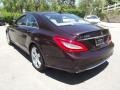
[6,32,12,45]
[30,45,45,71]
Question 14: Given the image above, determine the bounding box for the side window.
[26,15,38,28]
[17,16,27,26]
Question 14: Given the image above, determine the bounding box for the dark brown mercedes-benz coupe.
[6,12,114,73]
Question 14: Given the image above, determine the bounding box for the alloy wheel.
[31,46,42,69]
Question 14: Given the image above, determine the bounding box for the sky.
[0,2,3,8]
[75,0,80,7]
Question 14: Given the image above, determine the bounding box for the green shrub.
[56,8,85,18]
[0,9,85,24]
[64,9,85,18]
[0,10,22,24]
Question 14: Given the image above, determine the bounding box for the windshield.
[86,15,98,19]
[44,13,89,26]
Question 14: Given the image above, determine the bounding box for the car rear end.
[70,29,114,73]
[52,29,114,73]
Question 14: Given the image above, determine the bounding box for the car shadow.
[44,61,108,85]
[11,43,31,62]
[12,43,109,85]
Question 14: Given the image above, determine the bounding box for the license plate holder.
[95,37,105,46]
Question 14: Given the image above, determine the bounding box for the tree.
[57,0,75,6]
[106,0,120,5]
[79,0,107,15]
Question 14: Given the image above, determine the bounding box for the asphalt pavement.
[0,23,120,90]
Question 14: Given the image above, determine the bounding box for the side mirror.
[8,19,16,25]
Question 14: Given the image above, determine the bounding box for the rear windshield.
[44,13,89,26]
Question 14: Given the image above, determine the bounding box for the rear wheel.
[6,32,12,45]
[30,45,45,71]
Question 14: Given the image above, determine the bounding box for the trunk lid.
[58,24,111,51]
[76,29,111,51]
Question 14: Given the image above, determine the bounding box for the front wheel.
[30,45,45,71]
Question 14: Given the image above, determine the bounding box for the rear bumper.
[66,52,112,73]
[44,43,114,73]
[66,43,114,73]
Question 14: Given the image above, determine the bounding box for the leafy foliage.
[0,0,120,23]
[0,9,21,24]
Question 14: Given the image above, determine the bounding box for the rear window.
[44,13,89,26]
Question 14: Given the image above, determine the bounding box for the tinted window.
[26,15,38,28]
[17,16,27,25]
[86,15,98,19]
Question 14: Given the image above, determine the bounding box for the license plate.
[95,37,105,46]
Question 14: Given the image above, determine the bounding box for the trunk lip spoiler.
[77,34,110,41]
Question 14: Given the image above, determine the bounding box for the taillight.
[53,36,88,52]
